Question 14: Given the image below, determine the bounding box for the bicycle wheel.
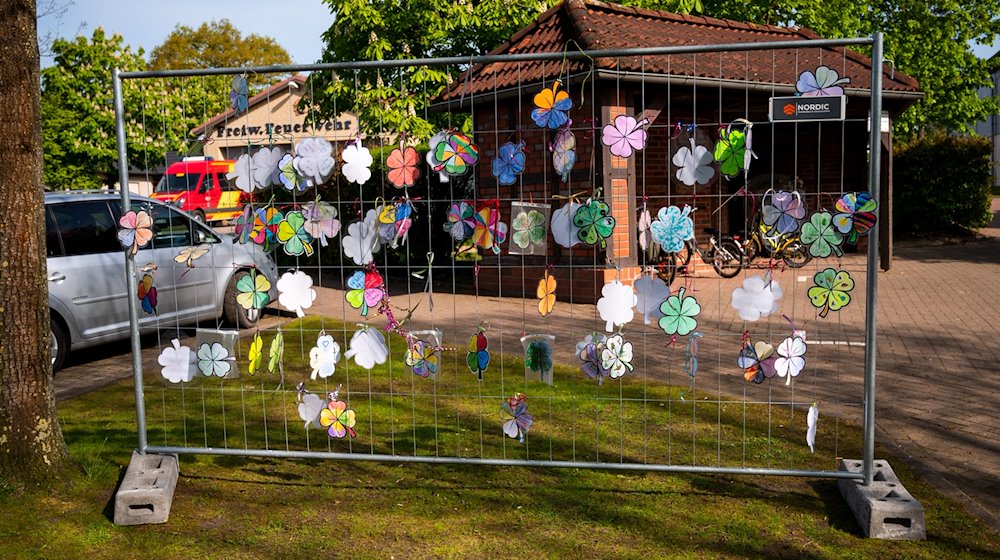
[712,238,744,278]
[655,252,679,285]
[675,240,695,275]
[781,239,812,268]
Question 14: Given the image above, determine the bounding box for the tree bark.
[0,0,70,485]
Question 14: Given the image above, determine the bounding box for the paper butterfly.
[309,334,341,380]
[344,327,389,370]
[117,210,152,255]
[137,273,157,315]
[658,287,700,336]
[175,244,209,267]
[405,338,440,379]
[491,141,526,185]
[531,80,572,130]
[796,66,851,97]
[345,269,384,317]
[738,337,777,384]
[579,341,610,385]
[197,342,234,378]
[387,146,421,188]
[320,398,357,438]
[276,270,316,318]
[775,335,807,385]
[473,206,508,254]
[808,268,854,318]
[230,75,249,114]
[537,272,557,317]
[443,201,476,242]
[433,132,479,176]
[467,329,490,380]
[600,333,634,379]
[236,270,271,311]
[158,338,195,383]
[573,199,615,249]
[602,115,649,158]
[501,393,533,443]
[247,333,264,375]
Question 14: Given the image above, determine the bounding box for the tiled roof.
[441,0,919,101]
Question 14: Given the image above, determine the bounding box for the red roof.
[441,0,919,101]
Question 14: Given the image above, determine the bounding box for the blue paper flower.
[649,205,694,253]
[491,141,526,185]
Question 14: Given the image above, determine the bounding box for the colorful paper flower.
[573,199,615,249]
[320,399,357,438]
[579,341,610,385]
[230,75,248,114]
[250,207,283,250]
[738,338,777,384]
[808,268,854,318]
[799,211,844,258]
[433,132,479,176]
[233,205,254,244]
[649,205,694,253]
[796,66,851,97]
[491,141,526,185]
[658,287,701,336]
[762,191,806,235]
[277,153,307,192]
[235,270,271,311]
[467,330,490,380]
[268,332,284,373]
[524,338,553,375]
[530,80,572,130]
[174,244,209,268]
[672,137,715,186]
[276,211,314,257]
[387,145,421,188]
[833,192,878,244]
[117,210,153,255]
[405,338,440,378]
[602,115,649,158]
[600,333,634,379]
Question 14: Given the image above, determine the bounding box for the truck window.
[198,173,214,194]
[155,172,199,194]
[217,173,233,191]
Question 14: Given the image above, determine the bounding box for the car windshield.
[154,173,199,194]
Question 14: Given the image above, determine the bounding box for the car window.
[50,201,119,256]
[133,202,193,249]
[45,207,63,257]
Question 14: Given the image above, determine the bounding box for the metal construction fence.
[113,34,886,485]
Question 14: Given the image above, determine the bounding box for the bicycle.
[655,227,744,285]
[738,212,811,268]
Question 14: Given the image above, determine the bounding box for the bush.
[894,134,993,233]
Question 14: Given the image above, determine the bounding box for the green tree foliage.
[149,19,293,73]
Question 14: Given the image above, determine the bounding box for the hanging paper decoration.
[575,332,606,356]
[277,153,307,192]
[806,403,819,453]
[230,75,249,114]
[521,334,555,385]
[320,398,357,439]
[387,145,421,188]
[649,205,694,253]
[550,201,582,248]
[247,333,264,375]
[250,207,284,251]
[405,330,443,380]
[276,270,316,318]
[799,211,844,258]
[637,207,655,258]
[658,287,700,336]
[276,211,315,257]
[597,280,637,332]
[466,328,490,380]
[633,274,671,324]
[600,334,634,379]
[175,244,210,268]
[509,202,549,256]
[731,273,782,322]
[833,192,878,244]
[117,210,152,255]
[775,335,807,385]
[672,137,715,186]
[137,272,157,315]
[345,269,384,317]
[342,209,383,266]
[683,332,703,378]
[551,125,577,182]
[537,271,557,317]
[714,120,756,178]
[293,137,336,188]
[301,201,340,247]
[233,205,254,244]
[602,115,650,158]
[426,131,451,182]
[342,138,374,185]
[197,342,235,378]
[738,336,777,384]
[235,270,271,311]
[579,339,610,385]
[433,132,479,176]
[309,334,341,380]
[573,198,615,249]
[268,332,284,373]
[491,141,526,185]
[797,66,851,97]
[228,146,283,193]
[158,338,195,384]
[377,200,415,248]
[762,190,806,235]
[297,386,325,430]
[531,80,572,130]
[501,393,534,443]
[443,201,476,242]
[472,205,508,254]
[345,327,389,370]
[808,268,854,318]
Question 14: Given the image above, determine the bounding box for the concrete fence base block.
[113,451,179,526]
[838,459,926,540]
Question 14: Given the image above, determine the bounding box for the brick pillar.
[601,100,637,268]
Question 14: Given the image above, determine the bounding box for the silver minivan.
[46,192,277,371]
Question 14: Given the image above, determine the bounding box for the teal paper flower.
[658,287,701,336]
[800,211,843,258]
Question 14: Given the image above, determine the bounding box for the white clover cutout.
[158,338,196,383]
[276,270,316,318]
[597,280,638,332]
[550,202,582,248]
[600,333,635,379]
[342,209,382,266]
[309,334,341,380]
[807,403,819,453]
[426,131,450,183]
[731,273,783,321]
[293,137,336,187]
[775,335,807,385]
[342,139,374,185]
[633,275,671,324]
[344,327,389,370]
[250,146,284,189]
[672,137,715,186]
[298,393,325,429]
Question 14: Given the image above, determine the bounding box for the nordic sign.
[769,96,846,122]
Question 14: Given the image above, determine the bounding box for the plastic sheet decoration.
[602,115,649,158]
[731,273,783,322]
[491,141,526,185]
[796,66,851,96]
[309,333,341,380]
[573,198,615,249]
[386,145,421,188]
[341,138,374,185]
[597,280,637,332]
[551,124,577,182]
[672,137,715,186]
[649,205,694,254]
[301,201,340,247]
[550,201,582,248]
[522,333,555,385]
[158,338,195,384]
[509,202,549,256]
[345,327,389,370]
[808,268,854,318]
[530,80,572,130]
[277,270,316,318]
[501,393,533,443]
[292,137,336,188]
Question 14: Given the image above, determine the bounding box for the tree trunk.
[0,0,70,485]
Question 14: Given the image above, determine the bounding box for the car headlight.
[173,197,185,207]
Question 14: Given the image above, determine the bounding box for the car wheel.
[192,209,206,223]
[50,318,68,373]
[223,270,261,329]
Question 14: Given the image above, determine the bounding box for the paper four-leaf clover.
[550,202,582,248]
[800,211,844,258]
[600,334,634,379]
[714,128,747,177]
[579,341,610,385]
[344,327,389,370]
[387,146,421,188]
[345,269,384,317]
[268,332,284,373]
[248,333,264,375]
[472,206,508,254]
[228,147,283,193]
[649,205,694,253]
[341,139,374,185]
[301,201,340,247]
[633,274,671,324]
[236,270,271,311]
[197,342,234,377]
[808,268,854,318]
[405,339,440,379]
[158,338,195,383]
[342,209,382,266]
[118,210,153,255]
[597,280,637,332]
[277,153,307,192]
[276,211,315,257]
[762,191,806,235]
[775,335,807,385]
[731,274,783,321]
[250,207,283,250]
[797,66,851,96]
[277,270,316,317]
[433,132,479,176]
[601,115,649,158]
[511,209,546,249]
[573,199,615,249]
[293,137,336,187]
[672,137,715,186]
[658,287,701,336]
[443,201,476,242]
[230,75,248,114]
[309,334,341,380]
[320,399,357,438]
[833,192,878,244]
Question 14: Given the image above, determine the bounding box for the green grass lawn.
[1,317,997,559]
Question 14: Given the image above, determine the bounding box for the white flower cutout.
[344,327,389,370]
[731,273,783,321]
[342,209,382,266]
[309,334,341,380]
[276,270,316,318]
[672,137,715,186]
[550,202,582,248]
[597,280,637,332]
[600,333,634,379]
[341,139,374,185]
[807,403,819,453]
[197,342,235,377]
[298,392,325,429]
[775,335,807,385]
[633,275,671,324]
[158,338,196,383]
[293,137,336,187]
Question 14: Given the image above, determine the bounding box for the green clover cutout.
[512,210,546,249]
[808,267,854,318]
[573,199,615,249]
[713,129,746,177]
[268,332,284,373]
[800,211,844,258]
[236,270,271,310]
[277,211,315,257]
[658,287,701,336]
